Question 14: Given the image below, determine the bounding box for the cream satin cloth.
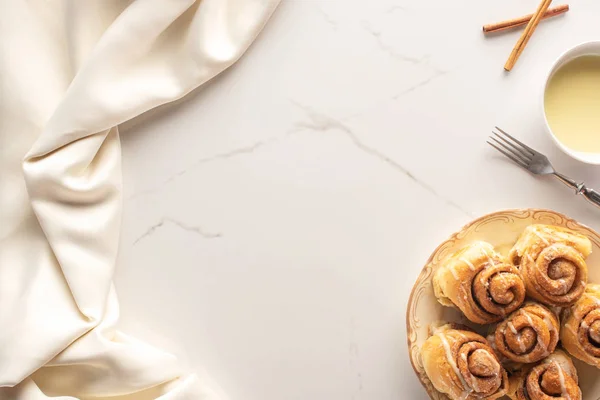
[0,1,279,398]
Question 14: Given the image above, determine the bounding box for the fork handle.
[553,173,600,209]
[579,185,600,209]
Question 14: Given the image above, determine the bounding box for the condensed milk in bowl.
[543,41,600,164]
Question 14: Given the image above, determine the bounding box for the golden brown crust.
[510,224,590,307]
[434,241,526,324]
[421,324,509,400]
[561,283,600,368]
[493,302,559,364]
[506,350,581,400]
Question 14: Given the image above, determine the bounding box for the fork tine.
[495,126,535,155]
[489,136,530,164]
[492,131,532,160]
[487,140,528,169]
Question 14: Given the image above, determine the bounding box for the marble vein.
[133,217,222,245]
[316,6,338,30]
[392,69,449,99]
[164,140,274,185]
[291,102,472,217]
[127,138,278,200]
[128,100,469,219]
[361,22,425,64]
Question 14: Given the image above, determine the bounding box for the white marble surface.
[115,1,600,399]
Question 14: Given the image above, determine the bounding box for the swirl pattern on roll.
[493,302,559,364]
[422,324,508,400]
[510,224,591,307]
[561,283,600,369]
[507,350,581,400]
[434,241,526,324]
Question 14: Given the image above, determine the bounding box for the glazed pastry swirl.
[434,241,526,324]
[493,302,559,364]
[421,325,508,400]
[507,350,581,400]
[561,283,600,368]
[510,224,591,307]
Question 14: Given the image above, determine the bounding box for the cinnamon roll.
[434,241,526,324]
[509,224,591,307]
[493,302,559,364]
[421,324,509,400]
[561,283,600,368]
[506,350,581,400]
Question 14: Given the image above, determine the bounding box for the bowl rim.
[405,207,600,399]
[541,40,600,165]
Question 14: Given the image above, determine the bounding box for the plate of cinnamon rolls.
[407,209,600,400]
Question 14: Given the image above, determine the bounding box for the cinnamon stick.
[504,0,553,71]
[483,4,569,34]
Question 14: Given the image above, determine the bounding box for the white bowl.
[542,41,600,164]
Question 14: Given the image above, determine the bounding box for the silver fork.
[487,127,600,209]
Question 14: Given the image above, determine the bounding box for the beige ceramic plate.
[406,209,600,399]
